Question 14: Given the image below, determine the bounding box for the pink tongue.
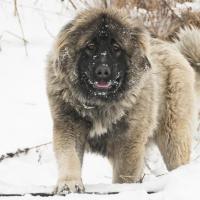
[95,81,111,89]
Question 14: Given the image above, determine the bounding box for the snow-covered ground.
[0,0,200,199]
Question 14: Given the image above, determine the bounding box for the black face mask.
[77,22,128,101]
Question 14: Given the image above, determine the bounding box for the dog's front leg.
[53,118,87,194]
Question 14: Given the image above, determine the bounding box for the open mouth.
[94,81,112,89]
[92,74,122,90]
[82,72,123,96]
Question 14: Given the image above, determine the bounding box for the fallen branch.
[0,142,51,162]
[0,191,155,197]
[0,192,119,197]
[0,181,159,197]
[0,193,54,197]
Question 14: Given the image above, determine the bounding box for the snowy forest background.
[0,0,200,199]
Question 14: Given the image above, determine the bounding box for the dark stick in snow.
[0,192,119,196]
[0,142,51,162]
[0,191,155,196]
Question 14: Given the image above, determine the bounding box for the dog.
[46,8,199,193]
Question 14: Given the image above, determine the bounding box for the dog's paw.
[54,179,85,195]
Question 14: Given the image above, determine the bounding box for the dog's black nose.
[95,65,111,79]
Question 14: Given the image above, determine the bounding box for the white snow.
[176,2,200,10]
[0,0,200,199]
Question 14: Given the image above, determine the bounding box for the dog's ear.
[53,21,74,69]
[56,22,74,51]
[130,26,150,54]
[130,25,152,71]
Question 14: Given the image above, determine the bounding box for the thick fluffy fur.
[46,8,198,193]
[174,26,200,103]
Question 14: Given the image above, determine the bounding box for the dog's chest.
[87,116,129,156]
[89,120,109,137]
[84,106,127,137]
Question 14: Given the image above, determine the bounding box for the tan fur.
[46,8,198,193]
[151,39,197,169]
[174,26,200,103]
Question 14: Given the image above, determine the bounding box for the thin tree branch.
[13,0,28,56]
[13,0,17,16]
[68,0,77,10]
[5,31,28,43]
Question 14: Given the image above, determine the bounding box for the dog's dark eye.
[112,43,121,52]
[112,42,121,57]
[87,43,96,51]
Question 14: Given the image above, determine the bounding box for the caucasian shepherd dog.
[46,8,200,194]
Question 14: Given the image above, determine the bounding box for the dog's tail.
[174,26,200,73]
[174,26,200,96]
